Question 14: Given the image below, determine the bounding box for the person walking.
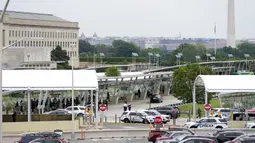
[197,108,201,119]
[128,103,132,111]
[123,101,128,111]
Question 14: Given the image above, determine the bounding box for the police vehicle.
[244,122,255,129]
[183,117,228,129]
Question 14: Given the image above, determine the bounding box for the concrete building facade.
[1,11,80,68]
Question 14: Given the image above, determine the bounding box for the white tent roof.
[195,75,255,93]
[3,70,98,91]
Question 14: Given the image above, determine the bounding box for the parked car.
[155,106,180,118]
[44,109,71,115]
[151,94,163,103]
[183,117,228,129]
[179,138,215,143]
[213,129,239,136]
[156,131,190,143]
[237,137,255,143]
[215,131,246,143]
[171,134,219,143]
[139,109,170,123]
[120,111,147,123]
[29,137,69,143]
[225,134,255,143]
[65,106,87,117]
[148,127,195,143]
[17,132,61,143]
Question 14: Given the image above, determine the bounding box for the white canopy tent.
[2,70,99,129]
[192,75,255,120]
[3,70,98,90]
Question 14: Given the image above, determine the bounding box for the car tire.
[124,118,130,123]
[216,126,223,130]
[77,113,83,117]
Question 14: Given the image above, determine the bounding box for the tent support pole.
[95,89,99,130]
[90,90,93,118]
[192,84,196,121]
[28,90,31,122]
[205,90,208,117]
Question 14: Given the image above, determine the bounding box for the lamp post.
[206,53,211,62]
[70,43,76,140]
[175,54,180,66]
[99,53,105,66]
[195,56,201,63]
[0,1,10,142]
[155,54,160,68]
[227,54,233,61]
[178,53,183,65]
[148,52,153,70]
[244,54,250,70]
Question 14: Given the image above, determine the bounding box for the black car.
[239,137,255,143]
[172,135,219,143]
[213,129,238,136]
[150,94,163,103]
[17,132,61,143]
[215,131,246,143]
[155,106,180,118]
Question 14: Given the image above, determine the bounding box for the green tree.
[51,45,71,69]
[172,63,214,104]
[105,66,121,77]
[112,40,140,57]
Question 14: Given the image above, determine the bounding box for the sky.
[1,0,255,39]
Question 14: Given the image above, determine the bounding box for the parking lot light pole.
[0,0,10,142]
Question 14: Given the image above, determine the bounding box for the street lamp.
[132,52,138,65]
[155,54,160,68]
[210,56,216,61]
[244,54,250,70]
[148,52,153,70]
[195,56,201,63]
[99,53,105,66]
[206,53,211,62]
[227,54,234,60]
[69,43,76,140]
[175,54,181,66]
[0,1,10,142]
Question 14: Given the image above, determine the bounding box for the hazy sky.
[1,0,255,39]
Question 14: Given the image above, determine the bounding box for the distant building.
[1,11,79,68]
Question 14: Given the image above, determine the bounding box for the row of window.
[9,40,77,49]
[67,51,77,58]
[9,30,78,39]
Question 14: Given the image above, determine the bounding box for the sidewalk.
[102,96,181,122]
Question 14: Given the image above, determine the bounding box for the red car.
[156,131,190,142]
[148,127,195,143]
[30,137,69,143]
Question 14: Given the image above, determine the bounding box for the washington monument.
[227,0,236,48]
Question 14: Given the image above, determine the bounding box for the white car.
[183,117,228,129]
[138,109,170,123]
[120,111,147,123]
[65,106,88,117]
[44,109,72,115]
[244,122,255,129]
[212,108,231,120]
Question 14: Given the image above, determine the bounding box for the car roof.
[166,131,190,134]
[183,137,214,141]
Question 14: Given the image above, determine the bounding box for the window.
[36,41,38,47]
[21,31,23,37]
[30,41,33,47]
[74,107,78,110]
[12,30,14,37]
[39,32,41,37]
[9,40,11,45]
[129,112,136,116]
[208,119,216,122]
[218,119,227,122]
[39,41,41,47]
[9,30,11,37]
[50,41,52,47]
[21,41,24,47]
[18,31,20,37]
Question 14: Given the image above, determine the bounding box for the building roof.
[1,10,68,22]
[194,75,255,93]
[3,70,98,91]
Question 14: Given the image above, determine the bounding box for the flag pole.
[214,23,217,56]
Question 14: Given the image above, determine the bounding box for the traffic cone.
[149,123,153,130]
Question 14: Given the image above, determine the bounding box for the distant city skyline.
[1,0,255,39]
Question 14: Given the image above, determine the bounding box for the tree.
[105,66,121,77]
[51,45,71,69]
[112,40,140,57]
[171,63,214,104]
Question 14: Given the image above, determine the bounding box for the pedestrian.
[128,103,132,111]
[12,111,17,122]
[197,108,201,119]
[123,101,128,111]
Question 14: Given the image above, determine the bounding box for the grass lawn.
[178,99,220,118]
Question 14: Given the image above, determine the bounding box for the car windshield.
[149,110,160,115]
[162,132,173,138]
[218,118,227,122]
